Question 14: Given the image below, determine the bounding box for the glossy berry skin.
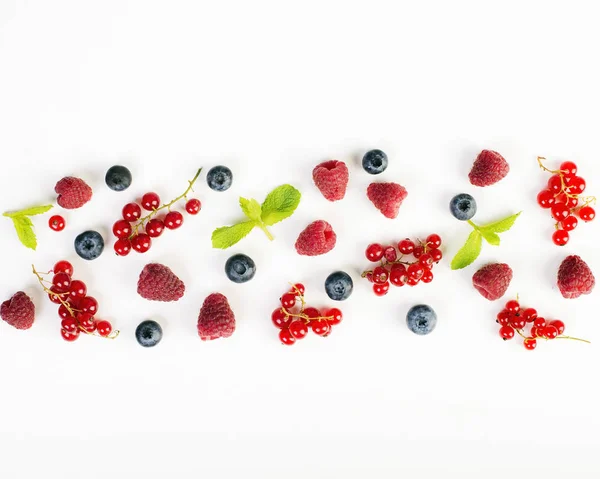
[132,234,152,253]
[225,254,256,283]
[407,263,424,280]
[426,234,442,248]
[551,203,570,221]
[79,296,98,315]
[61,317,78,333]
[421,269,434,283]
[544,325,559,339]
[303,307,321,320]
[499,325,515,340]
[547,175,562,193]
[537,189,556,208]
[372,266,389,284]
[54,260,74,277]
[568,176,586,194]
[362,149,388,175]
[366,243,384,262]
[292,283,305,296]
[496,310,511,326]
[145,219,165,238]
[389,264,407,286]
[310,319,331,336]
[530,327,540,338]
[135,320,163,347]
[74,230,104,260]
[505,300,520,313]
[113,220,133,239]
[281,293,296,309]
[430,248,443,262]
[114,238,132,256]
[207,165,233,191]
[141,192,160,211]
[122,202,142,221]
[80,320,97,333]
[52,273,71,293]
[560,161,577,177]
[185,198,201,215]
[324,308,343,326]
[279,328,296,345]
[509,315,526,330]
[419,254,433,268]
[561,215,578,231]
[549,320,565,335]
[533,317,546,329]
[289,320,308,339]
[413,246,424,258]
[49,215,66,231]
[96,320,112,337]
[77,312,95,329]
[105,165,132,191]
[552,229,569,246]
[406,304,437,335]
[61,328,80,342]
[325,271,353,301]
[566,196,579,208]
[271,309,291,329]
[383,246,397,262]
[522,308,537,323]
[397,239,415,255]
[579,206,596,222]
[68,280,86,300]
[450,193,477,221]
[406,276,420,286]
[524,339,537,350]
[373,282,390,296]
[164,211,184,230]
[48,287,66,304]
[58,304,71,320]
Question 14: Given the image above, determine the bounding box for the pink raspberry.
[197,293,235,340]
[469,150,509,187]
[312,160,349,201]
[295,220,336,256]
[137,263,185,302]
[557,255,595,299]
[55,177,93,209]
[1,291,35,330]
[367,182,408,219]
[472,263,513,301]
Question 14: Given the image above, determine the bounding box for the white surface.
[1,1,599,477]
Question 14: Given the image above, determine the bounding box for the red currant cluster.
[112,169,202,256]
[33,261,118,342]
[496,298,589,350]
[536,157,596,246]
[361,234,443,296]
[271,283,343,346]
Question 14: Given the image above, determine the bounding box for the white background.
[1,1,599,477]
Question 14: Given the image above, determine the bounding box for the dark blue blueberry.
[135,320,163,347]
[406,304,437,335]
[207,165,233,192]
[105,165,132,191]
[325,271,353,301]
[225,253,256,283]
[74,230,104,260]
[362,149,388,175]
[449,193,477,221]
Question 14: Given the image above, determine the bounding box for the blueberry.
[362,149,388,175]
[135,320,163,347]
[325,271,353,301]
[105,165,132,192]
[207,165,233,192]
[74,230,104,260]
[449,193,477,221]
[225,253,256,283]
[406,304,437,335]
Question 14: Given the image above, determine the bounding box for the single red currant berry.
[373,281,390,296]
[533,317,546,329]
[61,328,80,342]
[522,308,537,323]
[122,202,142,221]
[383,246,397,262]
[547,175,562,193]
[413,245,424,258]
[505,300,520,313]
[310,318,331,336]
[185,198,202,215]
[549,320,565,335]
[537,189,555,208]
[365,243,384,262]
[568,176,586,194]
[145,218,165,238]
[524,338,537,350]
[560,160,577,177]
[280,293,296,309]
[543,324,559,339]
[578,205,596,222]
[421,269,434,283]
[53,260,74,277]
[271,308,291,329]
[408,263,424,280]
[426,233,442,249]
[303,307,322,320]
[48,287,66,304]
[561,215,578,231]
[52,272,72,293]
[429,248,443,262]
[279,328,296,345]
[164,211,184,230]
[68,279,87,300]
[419,253,434,268]
[77,311,95,328]
[96,320,113,337]
[552,229,569,246]
[389,264,407,287]
[112,219,132,239]
[141,192,160,211]
[496,310,511,326]
[80,320,97,333]
[114,238,132,256]
[406,277,419,286]
[365,272,374,283]
[48,215,66,231]
[551,203,570,221]
[132,233,152,253]
[292,283,305,296]
[80,296,98,315]
[566,196,579,208]
[397,239,415,255]
[58,304,71,320]
[61,317,78,333]
[289,320,309,339]
[499,325,515,340]
[510,315,526,330]
[372,266,389,284]
[324,308,343,326]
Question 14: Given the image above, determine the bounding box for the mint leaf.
[239,197,262,222]
[480,212,521,233]
[10,216,37,250]
[480,229,500,246]
[261,185,301,226]
[451,230,482,270]
[3,204,53,218]
[211,221,256,249]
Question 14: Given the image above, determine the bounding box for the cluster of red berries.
[361,234,443,296]
[271,284,343,346]
[536,157,596,246]
[496,298,588,350]
[33,261,117,342]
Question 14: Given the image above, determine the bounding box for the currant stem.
[514,326,589,344]
[554,335,591,344]
[32,264,78,318]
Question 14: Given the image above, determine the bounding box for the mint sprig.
[212,185,301,249]
[450,212,521,270]
[3,204,53,250]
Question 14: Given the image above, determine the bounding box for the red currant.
[561,215,578,231]
[141,192,160,211]
[291,283,305,296]
[53,260,73,277]
[112,220,132,239]
[96,320,113,337]
[271,308,291,329]
[547,174,562,193]
[552,229,569,246]
[279,328,296,345]
[114,238,132,256]
[61,328,80,342]
[145,218,165,238]
[77,311,95,328]
[372,266,389,284]
[499,325,515,340]
[303,307,322,320]
[324,308,343,326]
[408,263,424,280]
[289,320,308,339]
[164,211,184,230]
[58,304,71,320]
[132,234,152,253]
[80,296,98,315]
[549,320,565,335]
[429,248,443,262]
[389,264,407,286]
[421,269,434,283]
[537,190,555,208]
[397,239,415,255]
[551,203,570,221]
[383,246,397,262]
[52,272,72,293]
[406,276,420,286]
[560,160,577,177]
[281,293,296,309]
[568,176,586,195]
[61,317,78,333]
[543,324,559,339]
[566,196,578,208]
[533,317,546,329]
[185,198,202,215]
[496,310,511,326]
[365,272,374,283]
[524,338,537,350]
[419,253,433,268]
[68,279,87,300]
[522,308,537,323]
[578,205,595,222]
[509,315,526,330]
[122,202,142,221]
[48,215,66,231]
[426,233,442,249]
[505,300,520,313]
[48,287,66,304]
[413,245,424,258]
[310,318,331,336]
[373,282,390,296]
[366,243,384,262]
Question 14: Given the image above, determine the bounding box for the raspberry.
[557,255,595,299]
[55,177,93,209]
[312,160,349,202]
[468,150,509,187]
[1,291,35,330]
[472,263,513,301]
[367,182,408,219]
[137,263,185,302]
[197,293,235,340]
[295,220,336,256]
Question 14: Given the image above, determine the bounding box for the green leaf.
[211,221,256,249]
[480,212,521,233]
[260,185,301,226]
[9,216,37,250]
[451,230,482,270]
[3,204,53,218]
[480,229,501,246]
[239,197,262,222]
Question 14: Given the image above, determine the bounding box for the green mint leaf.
[260,185,301,226]
[10,216,37,250]
[239,197,262,222]
[451,230,482,270]
[480,229,501,246]
[3,204,53,218]
[211,221,256,249]
[480,212,521,233]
